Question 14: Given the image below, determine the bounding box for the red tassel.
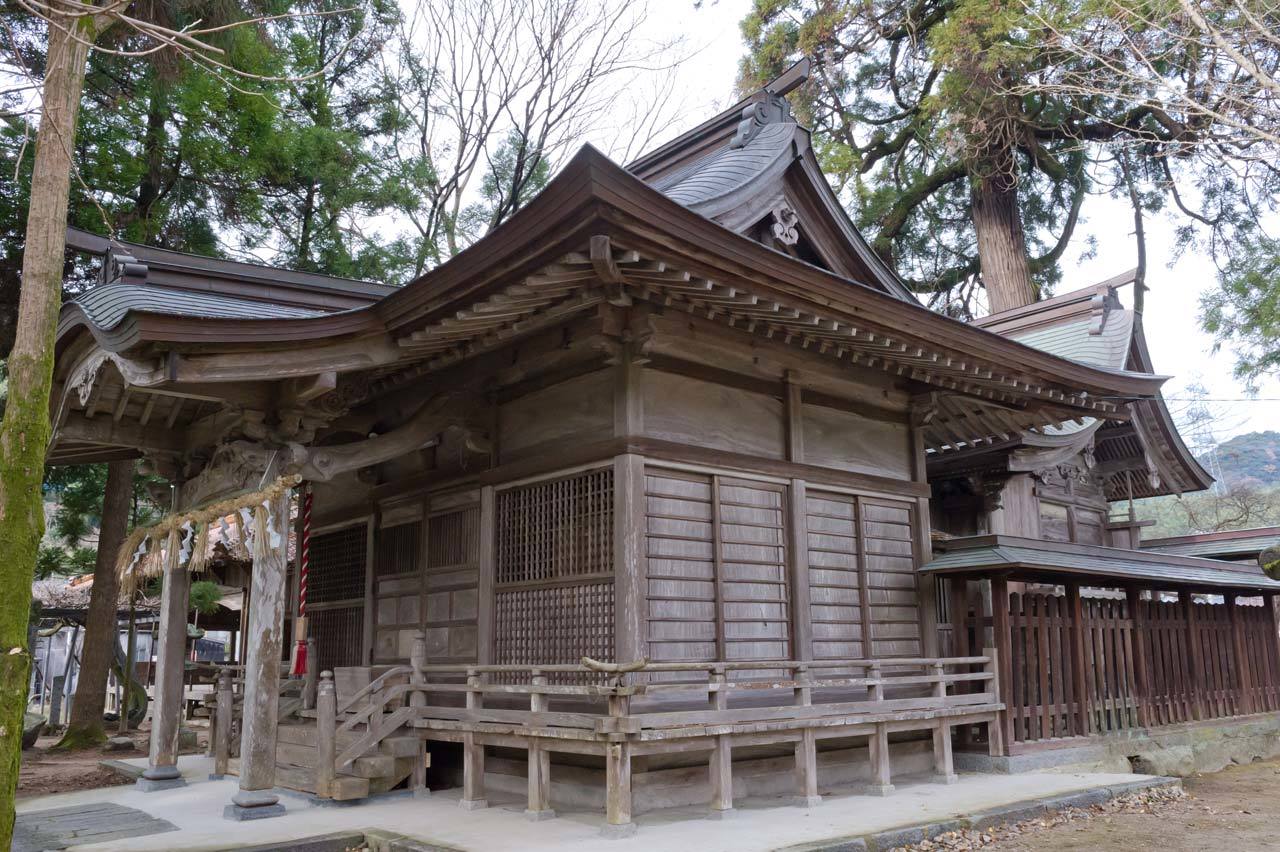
[292,639,308,676]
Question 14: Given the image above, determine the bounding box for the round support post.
[315,671,336,800]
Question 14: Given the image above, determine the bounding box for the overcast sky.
[583,0,1280,443]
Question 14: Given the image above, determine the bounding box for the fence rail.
[954,586,1280,751]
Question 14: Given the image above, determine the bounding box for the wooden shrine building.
[45,62,1280,831]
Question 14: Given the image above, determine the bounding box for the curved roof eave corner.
[1128,313,1215,495]
[791,144,918,303]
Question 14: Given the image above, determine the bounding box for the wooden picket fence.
[952,587,1280,750]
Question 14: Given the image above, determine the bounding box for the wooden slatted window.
[373,522,422,663]
[805,491,922,660]
[425,505,481,662]
[644,468,790,670]
[862,498,922,658]
[805,492,863,659]
[493,469,615,675]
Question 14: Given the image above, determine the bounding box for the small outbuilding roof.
[1143,527,1280,561]
[924,534,1280,593]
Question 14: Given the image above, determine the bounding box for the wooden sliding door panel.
[804,492,862,660]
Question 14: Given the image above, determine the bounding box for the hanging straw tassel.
[189,520,211,574]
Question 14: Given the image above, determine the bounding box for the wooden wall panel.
[863,499,922,658]
[424,504,481,662]
[642,373,785,460]
[372,521,423,663]
[643,471,718,664]
[800,402,912,480]
[498,370,613,461]
[642,467,791,674]
[804,492,863,660]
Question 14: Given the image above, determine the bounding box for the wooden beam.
[57,412,186,453]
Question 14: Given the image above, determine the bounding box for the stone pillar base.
[707,807,736,820]
[524,808,556,821]
[137,766,186,792]
[459,798,489,811]
[791,795,823,808]
[866,783,896,797]
[223,803,287,821]
[601,822,638,838]
[225,789,285,821]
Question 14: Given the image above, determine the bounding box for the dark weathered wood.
[614,454,647,665]
[788,479,814,662]
[214,669,233,777]
[316,672,337,799]
[142,528,188,784]
[990,577,1013,751]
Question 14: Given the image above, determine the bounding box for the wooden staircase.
[274,720,421,801]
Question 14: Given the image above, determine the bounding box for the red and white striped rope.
[299,484,311,618]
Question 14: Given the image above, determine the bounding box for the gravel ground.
[893,758,1280,851]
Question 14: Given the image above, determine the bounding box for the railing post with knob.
[316,671,336,799]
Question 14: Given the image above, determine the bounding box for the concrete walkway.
[15,755,1164,852]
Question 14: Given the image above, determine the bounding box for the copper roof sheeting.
[924,534,1280,592]
[1143,527,1280,560]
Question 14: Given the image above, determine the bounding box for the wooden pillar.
[788,479,813,661]
[1126,586,1149,728]
[990,576,1014,753]
[867,722,894,795]
[603,741,636,837]
[477,486,496,666]
[226,488,290,820]
[409,631,430,797]
[614,454,646,664]
[211,669,233,779]
[138,528,189,791]
[708,666,734,817]
[1182,591,1205,721]
[525,671,554,820]
[792,663,820,806]
[361,513,376,665]
[315,671,336,799]
[932,721,957,783]
[460,669,488,810]
[1227,593,1255,715]
[1067,583,1092,736]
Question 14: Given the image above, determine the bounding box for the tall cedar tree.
[740,0,1279,317]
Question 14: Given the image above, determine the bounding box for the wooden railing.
[312,641,1003,835]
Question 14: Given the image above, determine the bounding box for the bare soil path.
[17,730,147,799]
[905,759,1280,851]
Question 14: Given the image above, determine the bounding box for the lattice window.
[375,522,421,578]
[309,525,367,603]
[311,606,364,669]
[494,582,614,680]
[496,468,613,585]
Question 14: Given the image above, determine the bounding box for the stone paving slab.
[13,802,179,852]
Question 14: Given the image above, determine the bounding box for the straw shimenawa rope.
[115,473,300,593]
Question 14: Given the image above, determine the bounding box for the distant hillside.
[1205,431,1280,486]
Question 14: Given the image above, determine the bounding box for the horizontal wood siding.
[805,492,863,660]
[863,498,922,659]
[643,469,791,675]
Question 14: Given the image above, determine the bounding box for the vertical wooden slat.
[788,480,813,662]
[477,486,496,666]
[1037,594,1051,741]
[614,454,647,665]
[1067,584,1089,737]
[991,577,1013,751]
[1183,593,1204,720]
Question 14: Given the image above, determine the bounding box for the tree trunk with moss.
[0,15,99,847]
[56,459,133,750]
